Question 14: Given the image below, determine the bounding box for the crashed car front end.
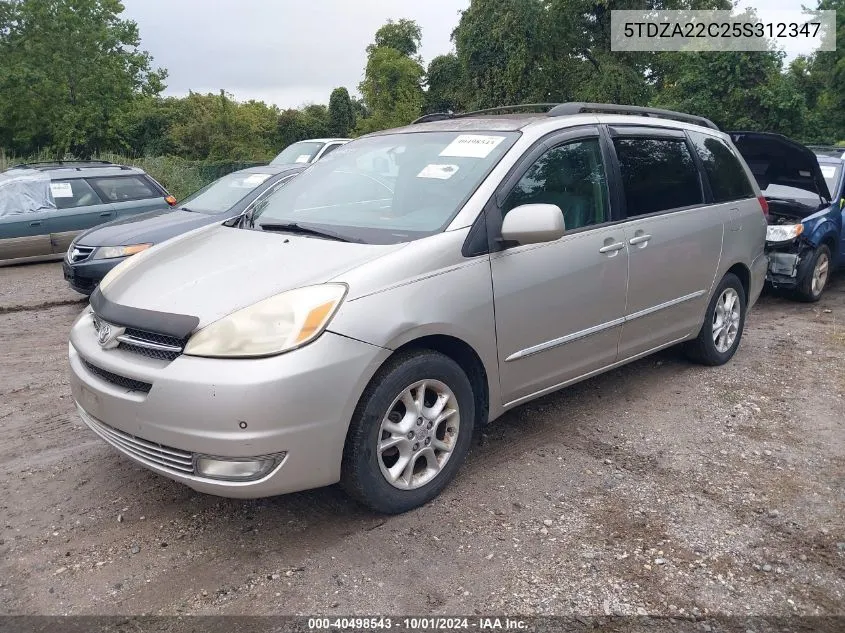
[765,223,813,290]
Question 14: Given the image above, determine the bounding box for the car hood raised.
[99,224,403,328]
[729,131,832,201]
[77,209,222,247]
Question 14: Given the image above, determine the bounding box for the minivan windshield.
[271,142,325,165]
[180,171,275,214]
[252,131,519,244]
[819,161,842,196]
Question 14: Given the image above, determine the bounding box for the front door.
[489,130,628,407]
[609,130,724,359]
[0,210,52,262]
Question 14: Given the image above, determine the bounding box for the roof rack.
[547,102,719,130]
[412,102,719,130]
[13,160,134,172]
[412,103,561,125]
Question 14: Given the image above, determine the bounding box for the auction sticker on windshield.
[242,173,272,186]
[50,182,73,198]
[440,135,506,158]
[295,155,311,163]
[821,165,837,179]
[417,164,460,180]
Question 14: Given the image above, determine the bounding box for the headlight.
[184,284,348,358]
[93,244,152,260]
[766,224,804,243]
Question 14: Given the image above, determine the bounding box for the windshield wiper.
[258,222,362,243]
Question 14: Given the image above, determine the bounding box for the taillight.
[165,195,177,206]
[757,195,769,218]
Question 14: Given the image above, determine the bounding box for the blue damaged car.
[731,132,841,302]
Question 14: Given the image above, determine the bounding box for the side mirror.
[500,204,566,246]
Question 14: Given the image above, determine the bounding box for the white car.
[270,138,351,166]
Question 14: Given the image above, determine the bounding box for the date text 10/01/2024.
[307,617,529,630]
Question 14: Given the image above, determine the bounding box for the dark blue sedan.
[63,164,305,294]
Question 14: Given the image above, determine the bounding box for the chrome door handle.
[629,234,652,245]
[599,242,625,254]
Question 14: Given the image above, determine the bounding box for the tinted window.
[49,179,103,210]
[688,131,755,203]
[614,138,703,216]
[87,176,159,202]
[504,138,609,231]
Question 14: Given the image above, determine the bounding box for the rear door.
[45,178,115,255]
[609,127,724,360]
[86,174,169,220]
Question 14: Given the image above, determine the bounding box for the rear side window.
[688,131,756,203]
[87,176,159,202]
[49,179,103,210]
[613,137,703,217]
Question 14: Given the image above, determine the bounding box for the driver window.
[503,138,610,231]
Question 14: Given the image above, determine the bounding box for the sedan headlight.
[93,244,152,260]
[184,284,348,358]
[766,224,804,244]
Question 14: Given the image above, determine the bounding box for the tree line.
[0,0,842,163]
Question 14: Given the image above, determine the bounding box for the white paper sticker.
[295,155,311,164]
[799,170,812,178]
[820,165,837,178]
[417,164,460,180]
[49,182,73,198]
[440,135,506,158]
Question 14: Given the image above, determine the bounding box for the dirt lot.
[0,261,843,619]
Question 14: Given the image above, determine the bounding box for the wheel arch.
[390,334,491,429]
[724,262,751,304]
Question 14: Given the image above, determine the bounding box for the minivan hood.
[77,209,221,247]
[729,131,831,201]
[100,225,403,327]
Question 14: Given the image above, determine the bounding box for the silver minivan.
[68,104,768,514]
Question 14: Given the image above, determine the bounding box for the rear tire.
[341,350,475,514]
[794,245,831,302]
[685,273,747,366]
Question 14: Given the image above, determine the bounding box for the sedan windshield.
[180,171,275,214]
[253,131,519,244]
[271,142,325,165]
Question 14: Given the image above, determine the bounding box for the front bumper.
[63,256,126,295]
[68,309,390,498]
[764,242,813,290]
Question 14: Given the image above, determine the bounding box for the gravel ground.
[0,262,843,619]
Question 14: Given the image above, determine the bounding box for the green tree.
[357,20,425,133]
[800,0,845,141]
[424,54,465,114]
[368,18,422,58]
[654,51,807,136]
[328,87,356,137]
[0,0,166,156]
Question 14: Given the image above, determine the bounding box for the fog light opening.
[194,454,285,482]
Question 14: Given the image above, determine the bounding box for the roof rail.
[20,160,115,166]
[808,145,845,155]
[412,103,561,125]
[548,102,719,130]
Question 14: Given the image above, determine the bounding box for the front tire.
[341,350,475,514]
[795,245,831,302]
[685,273,747,366]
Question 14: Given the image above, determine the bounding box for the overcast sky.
[122,0,469,109]
[122,0,811,109]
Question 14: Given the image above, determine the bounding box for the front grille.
[82,359,152,394]
[69,245,95,263]
[80,409,195,475]
[92,316,185,362]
